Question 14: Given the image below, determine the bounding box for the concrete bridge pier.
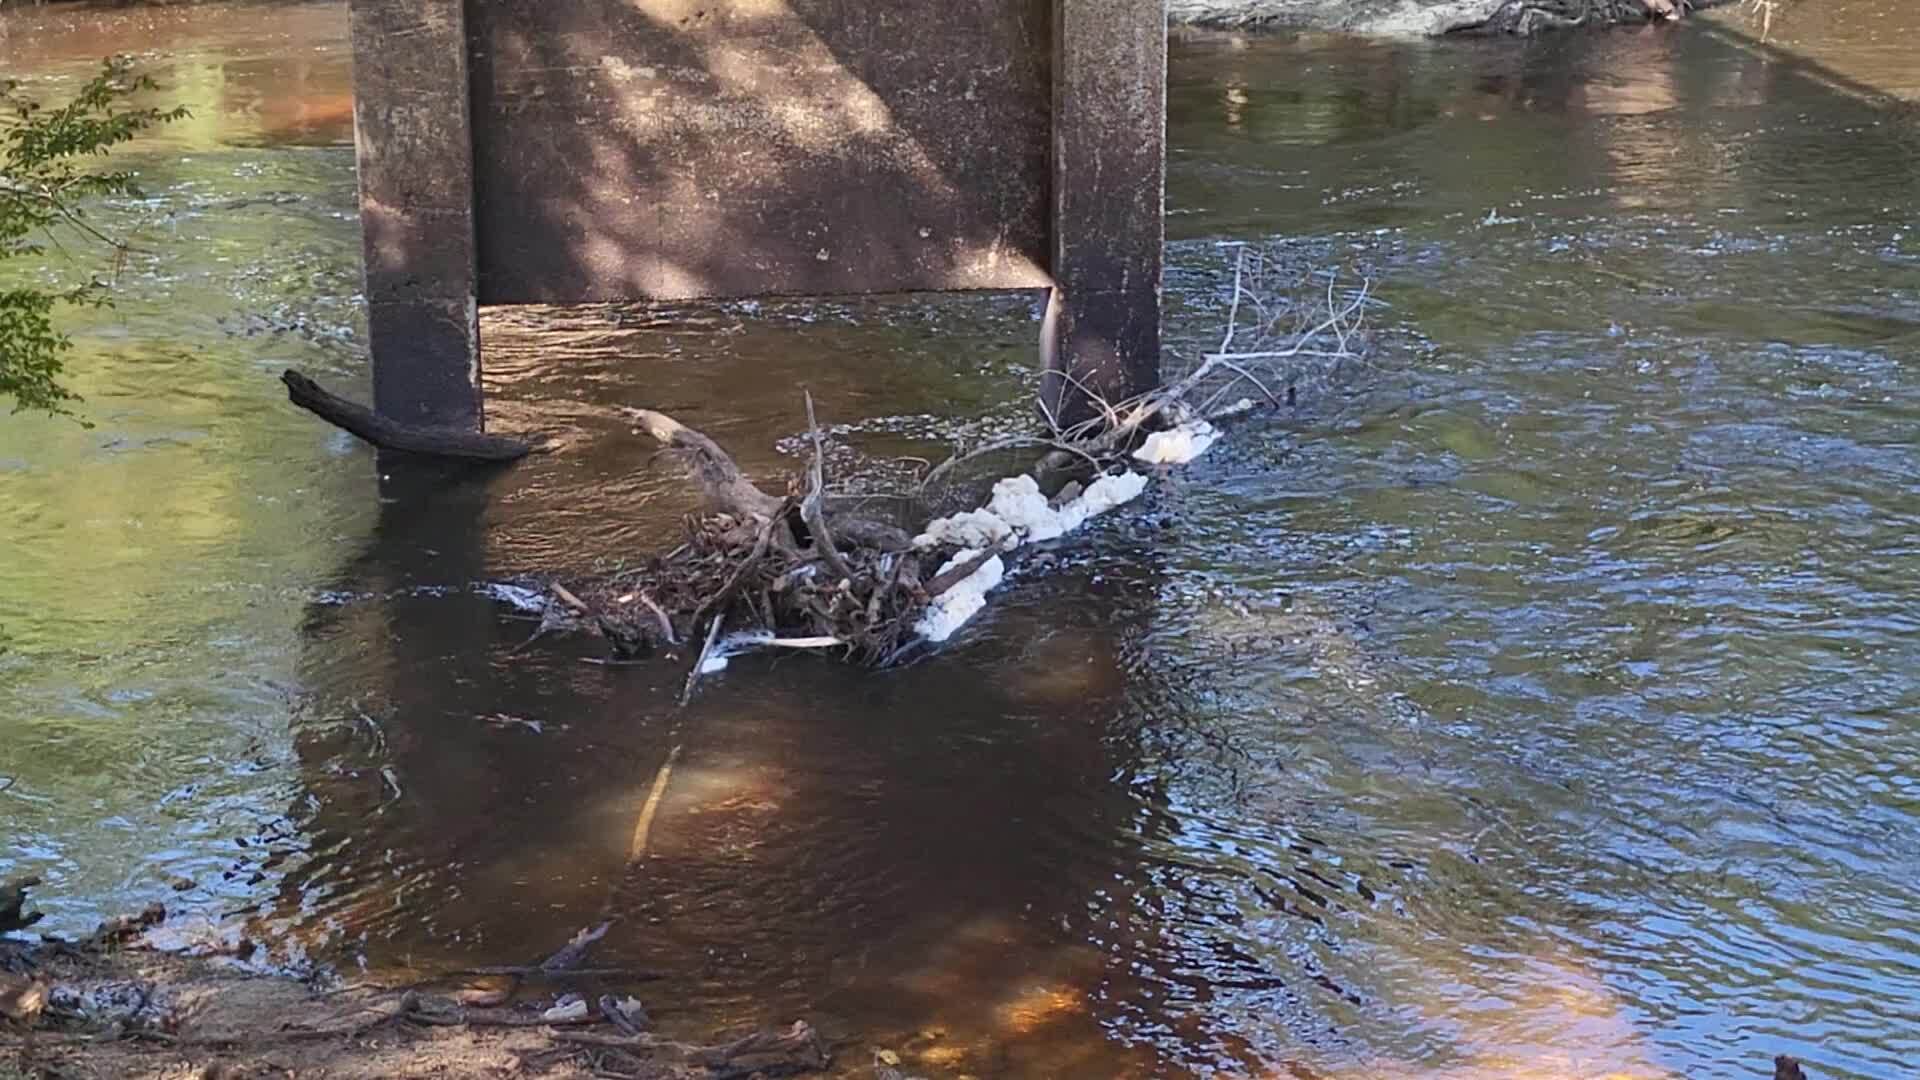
[348,0,1166,432]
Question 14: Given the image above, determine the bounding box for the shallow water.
[3,3,1918,1077]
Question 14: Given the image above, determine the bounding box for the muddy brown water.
[2,2,1918,1077]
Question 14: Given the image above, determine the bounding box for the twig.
[926,549,999,598]
[637,594,677,644]
[681,614,726,706]
[801,392,855,581]
[691,502,787,629]
[541,922,612,973]
[1218,243,1248,355]
[628,745,682,863]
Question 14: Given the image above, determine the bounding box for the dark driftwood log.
[280,370,533,462]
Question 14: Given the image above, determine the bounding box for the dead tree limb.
[801,392,855,582]
[628,408,785,520]
[280,370,533,462]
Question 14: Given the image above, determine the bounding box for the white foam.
[913,551,1006,643]
[914,506,1014,551]
[1134,420,1221,465]
[1073,470,1149,516]
[908,469,1150,643]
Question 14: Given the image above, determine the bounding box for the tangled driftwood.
[545,248,1370,688]
[570,397,973,673]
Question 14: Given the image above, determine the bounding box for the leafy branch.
[0,56,187,417]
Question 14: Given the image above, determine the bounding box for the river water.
[2,3,1916,1077]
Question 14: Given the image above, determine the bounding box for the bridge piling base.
[350,0,483,431]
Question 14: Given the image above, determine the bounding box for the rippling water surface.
[1,3,1917,1077]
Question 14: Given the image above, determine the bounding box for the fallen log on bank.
[280,369,535,462]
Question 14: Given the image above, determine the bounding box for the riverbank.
[1170,0,1729,34]
[2,916,830,1079]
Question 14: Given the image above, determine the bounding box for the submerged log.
[280,370,534,462]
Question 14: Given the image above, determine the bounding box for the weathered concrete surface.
[355,0,1168,430]
[1048,0,1166,415]
[348,0,482,429]
[1168,0,1724,36]
[466,0,1054,304]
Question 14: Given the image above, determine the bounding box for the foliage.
[0,57,186,417]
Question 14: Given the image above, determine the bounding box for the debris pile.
[524,249,1372,690]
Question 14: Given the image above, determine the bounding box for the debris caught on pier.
[514,248,1371,691]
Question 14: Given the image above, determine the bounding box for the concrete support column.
[349,0,483,430]
[1046,0,1167,423]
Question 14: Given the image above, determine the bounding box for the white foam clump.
[916,472,1148,552]
[914,551,1005,643]
[913,506,1013,551]
[985,474,1073,543]
[910,471,1148,642]
[1076,470,1149,516]
[1133,419,1221,465]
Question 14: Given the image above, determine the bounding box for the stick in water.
[628,744,683,863]
[680,614,726,706]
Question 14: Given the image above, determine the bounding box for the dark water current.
[1,3,1916,1076]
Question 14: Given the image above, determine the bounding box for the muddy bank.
[1,943,832,1079]
[1,884,831,1080]
[1170,0,1728,35]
